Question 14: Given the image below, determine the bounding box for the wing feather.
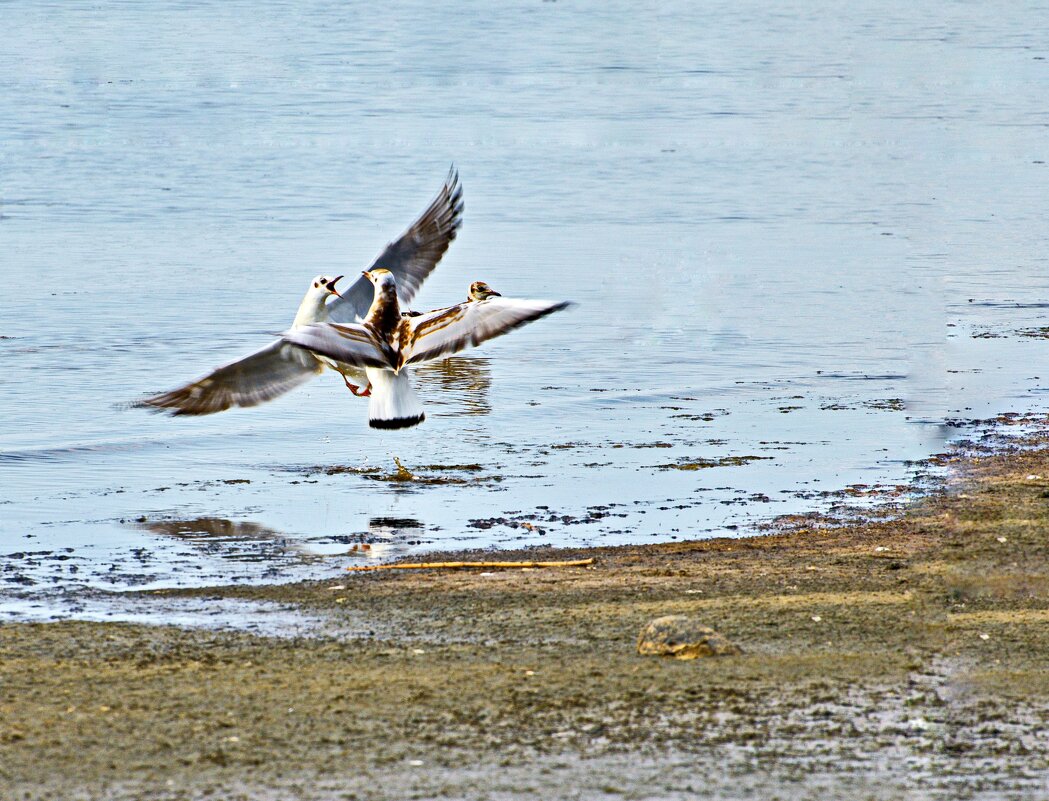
[404,298,573,366]
[282,322,396,369]
[329,169,464,322]
[136,340,322,416]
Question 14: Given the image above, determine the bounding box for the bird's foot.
[342,378,372,397]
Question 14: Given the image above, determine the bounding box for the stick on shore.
[346,558,595,572]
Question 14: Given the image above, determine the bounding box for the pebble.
[637,615,742,659]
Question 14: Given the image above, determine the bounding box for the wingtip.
[116,398,151,414]
[446,169,464,225]
[130,398,198,417]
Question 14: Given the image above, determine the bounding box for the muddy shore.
[3,443,1049,800]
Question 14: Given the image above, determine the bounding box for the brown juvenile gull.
[401,279,498,319]
[284,269,572,429]
[137,171,463,415]
[467,281,501,301]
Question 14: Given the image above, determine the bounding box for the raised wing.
[329,169,464,322]
[136,340,323,416]
[404,297,573,366]
[282,322,396,370]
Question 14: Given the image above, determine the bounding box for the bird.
[400,280,497,318]
[283,268,572,429]
[136,171,464,415]
[467,281,501,301]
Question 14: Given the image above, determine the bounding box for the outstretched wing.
[283,322,396,370]
[136,340,323,416]
[404,297,573,366]
[329,169,464,322]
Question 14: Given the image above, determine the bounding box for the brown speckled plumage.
[286,268,571,429]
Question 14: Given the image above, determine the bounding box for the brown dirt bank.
[3,446,1049,800]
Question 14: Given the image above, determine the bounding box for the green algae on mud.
[3,443,1049,799]
[303,458,496,485]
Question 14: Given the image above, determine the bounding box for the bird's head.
[362,268,397,292]
[358,270,394,299]
[469,281,501,301]
[309,274,344,299]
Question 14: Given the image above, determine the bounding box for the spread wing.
[136,340,323,416]
[404,297,573,366]
[329,169,464,322]
[282,323,397,370]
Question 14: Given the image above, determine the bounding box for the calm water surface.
[3,1,1049,622]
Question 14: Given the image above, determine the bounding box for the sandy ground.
[3,442,1049,800]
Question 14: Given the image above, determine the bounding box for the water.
[3,1,1049,621]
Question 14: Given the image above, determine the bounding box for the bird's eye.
[320,278,327,285]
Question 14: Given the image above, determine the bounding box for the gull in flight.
[137,171,463,415]
[397,279,498,319]
[284,269,572,429]
[467,281,501,301]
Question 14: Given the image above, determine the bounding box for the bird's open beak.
[362,270,372,280]
[328,275,344,298]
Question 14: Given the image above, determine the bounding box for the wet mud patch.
[294,458,501,486]
[655,455,773,470]
[945,411,1049,430]
[298,464,383,477]
[819,398,906,411]
[467,503,631,536]
[865,397,906,411]
[660,403,730,422]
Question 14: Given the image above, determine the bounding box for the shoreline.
[3,440,1049,799]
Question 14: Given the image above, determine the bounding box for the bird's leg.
[340,374,372,397]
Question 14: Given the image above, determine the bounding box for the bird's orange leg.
[340,374,371,397]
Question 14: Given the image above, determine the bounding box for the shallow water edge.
[3,429,1049,801]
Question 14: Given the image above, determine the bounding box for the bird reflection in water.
[136,518,321,563]
[135,516,428,563]
[413,356,491,416]
[342,517,426,561]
